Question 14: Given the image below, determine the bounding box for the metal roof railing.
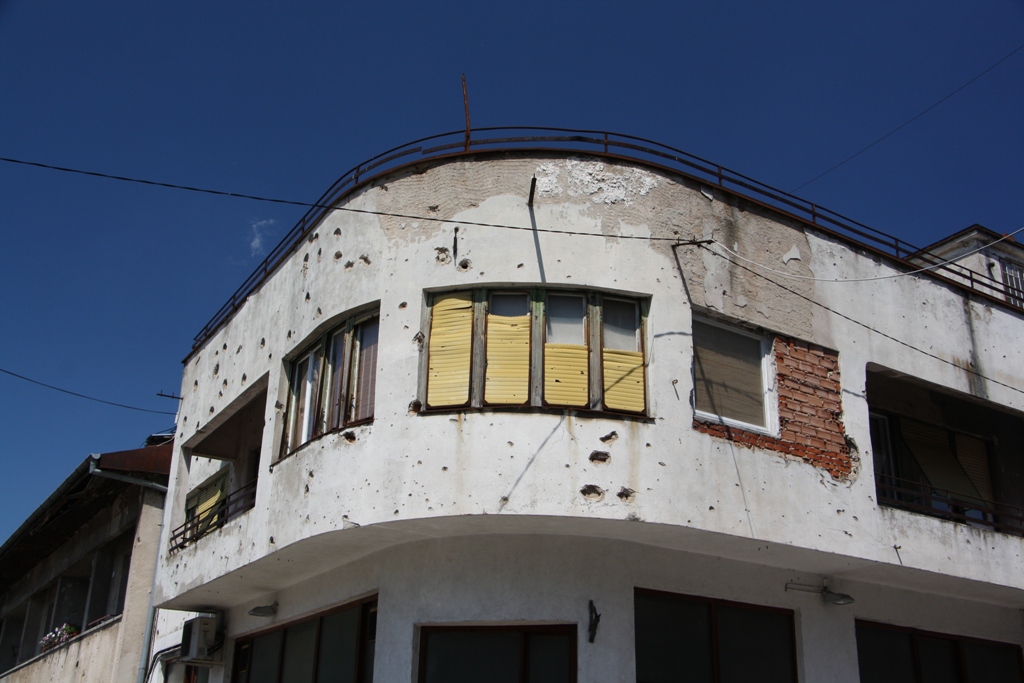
[189,127,1021,355]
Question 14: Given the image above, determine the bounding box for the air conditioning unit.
[180,616,222,665]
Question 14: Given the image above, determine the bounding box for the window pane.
[291,356,311,450]
[717,606,795,683]
[281,621,318,683]
[855,623,915,683]
[962,639,1024,683]
[352,318,379,422]
[527,633,573,683]
[250,630,284,683]
[316,607,360,683]
[490,293,529,317]
[603,299,638,351]
[917,636,960,683]
[692,321,765,427]
[546,295,585,345]
[328,329,347,431]
[634,593,712,683]
[423,631,521,683]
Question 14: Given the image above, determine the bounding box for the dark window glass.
[855,624,915,683]
[717,606,795,683]
[250,630,284,683]
[316,608,360,683]
[917,637,959,683]
[634,592,712,683]
[962,639,1024,683]
[281,620,318,683]
[420,627,574,683]
[528,633,573,683]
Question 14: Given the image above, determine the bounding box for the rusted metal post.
[462,74,471,152]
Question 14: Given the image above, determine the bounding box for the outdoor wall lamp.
[785,579,855,606]
[248,602,278,617]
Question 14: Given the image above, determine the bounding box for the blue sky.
[1,1,1022,543]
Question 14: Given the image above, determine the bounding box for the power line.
[707,224,1024,283]
[0,367,178,415]
[0,155,689,243]
[698,245,1024,399]
[792,42,1024,192]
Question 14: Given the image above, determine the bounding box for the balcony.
[169,478,257,552]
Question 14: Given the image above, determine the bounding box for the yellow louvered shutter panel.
[603,349,645,412]
[544,344,589,407]
[485,315,531,404]
[195,480,224,519]
[427,293,474,407]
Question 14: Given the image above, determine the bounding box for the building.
[0,436,171,683]
[151,128,1024,683]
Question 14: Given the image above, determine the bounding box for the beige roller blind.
[485,314,531,405]
[954,433,994,502]
[427,293,474,407]
[544,344,589,407]
[603,349,645,412]
[900,420,980,500]
[692,321,765,427]
[352,317,379,422]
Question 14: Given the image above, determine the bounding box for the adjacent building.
[150,129,1024,682]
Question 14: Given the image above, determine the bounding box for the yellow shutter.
[603,349,645,412]
[544,344,589,407]
[427,293,474,407]
[485,314,531,405]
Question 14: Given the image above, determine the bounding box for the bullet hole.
[599,431,618,443]
[287,331,292,340]
[412,331,425,346]
[316,307,322,317]
[359,254,371,265]
[193,380,198,390]
[517,263,524,269]
[275,401,285,410]
[241,374,247,384]
[457,258,472,272]
[305,484,310,494]
[209,406,215,414]
[408,400,422,414]
[305,292,311,301]
[344,261,354,270]
[260,338,266,348]
[269,536,275,544]
[394,510,399,515]
[617,487,636,502]
[507,441,514,447]
[317,248,322,260]
[183,416,188,423]
[709,506,715,511]
[658,461,666,467]
[442,466,448,471]
[646,443,651,448]
[236,345,242,354]
[398,301,407,309]
[333,228,342,236]
[222,379,228,388]
[341,431,356,443]
[213,363,219,376]
[589,451,611,463]
[303,253,309,262]
[334,251,343,260]
[500,496,509,504]
[309,231,319,242]
[580,485,605,501]
[435,247,452,265]
[428,204,439,212]
[268,353,273,359]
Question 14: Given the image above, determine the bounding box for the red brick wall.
[693,337,852,479]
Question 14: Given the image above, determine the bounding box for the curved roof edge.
[185,126,1021,361]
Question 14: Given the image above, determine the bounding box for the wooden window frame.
[422,288,649,417]
[418,623,577,683]
[691,316,777,436]
[280,309,380,461]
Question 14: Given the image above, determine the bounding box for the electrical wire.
[0,367,177,415]
[792,42,1024,192]
[707,225,1024,283]
[697,245,1024,399]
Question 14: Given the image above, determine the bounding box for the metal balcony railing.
[876,474,1024,538]
[169,479,257,552]
[189,127,1023,354]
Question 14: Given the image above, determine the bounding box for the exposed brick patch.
[694,337,852,479]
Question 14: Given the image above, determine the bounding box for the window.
[692,319,774,431]
[856,620,1024,683]
[1003,260,1024,308]
[283,312,380,455]
[183,469,228,542]
[232,599,376,683]
[425,289,647,414]
[419,625,576,683]
[634,589,797,683]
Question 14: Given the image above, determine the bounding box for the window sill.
[417,404,654,422]
[693,411,776,437]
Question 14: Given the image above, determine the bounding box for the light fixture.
[248,602,278,617]
[784,579,854,606]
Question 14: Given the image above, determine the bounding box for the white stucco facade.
[151,148,1024,682]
